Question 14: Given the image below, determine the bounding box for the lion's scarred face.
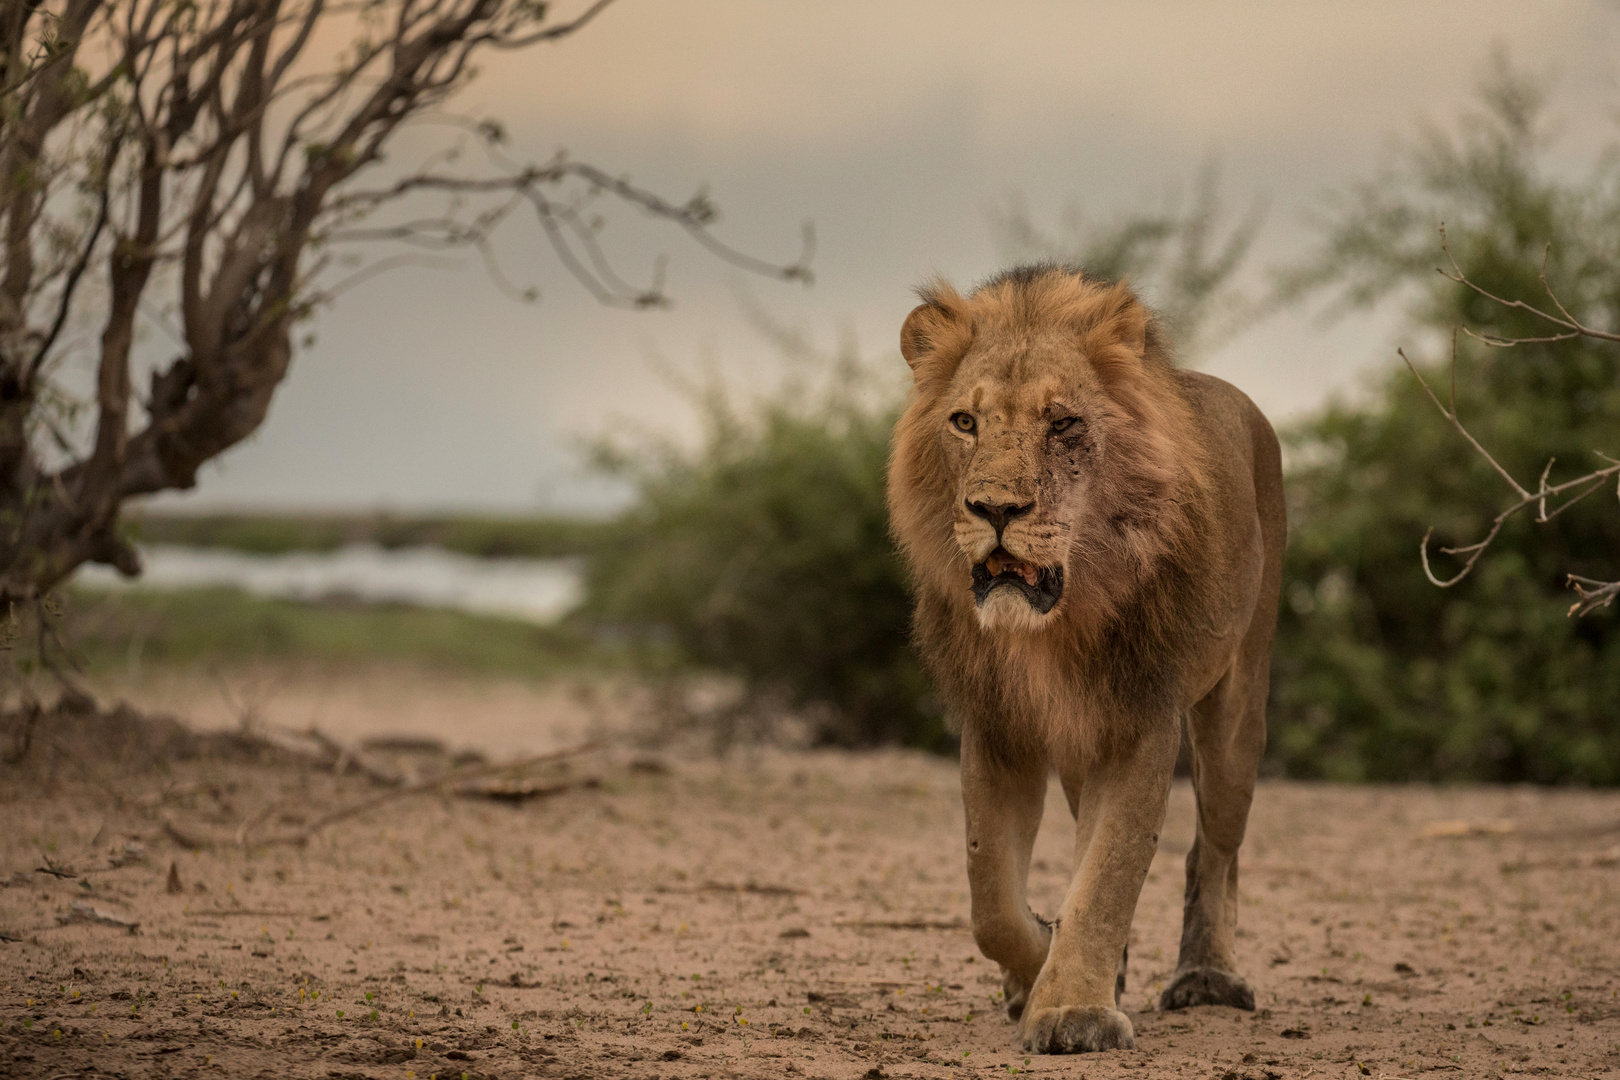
[892,267,1178,635]
[943,331,1117,630]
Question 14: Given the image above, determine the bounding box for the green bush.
[1270,67,1620,782]
[583,371,945,749]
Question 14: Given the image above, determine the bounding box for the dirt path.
[4,738,1620,1079]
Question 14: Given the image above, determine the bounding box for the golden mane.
[890,266,1214,685]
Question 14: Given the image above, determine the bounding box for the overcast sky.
[152,0,1620,514]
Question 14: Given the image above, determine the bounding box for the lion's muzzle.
[971,548,1064,614]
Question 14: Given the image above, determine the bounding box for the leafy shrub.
[1271,67,1620,782]
[583,369,945,749]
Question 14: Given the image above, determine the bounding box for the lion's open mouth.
[971,548,1064,614]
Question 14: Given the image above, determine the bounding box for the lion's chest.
[964,634,1126,757]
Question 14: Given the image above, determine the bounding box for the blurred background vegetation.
[64,589,592,681]
[581,366,938,748]
[125,511,612,560]
[1270,67,1620,783]
[55,68,1620,782]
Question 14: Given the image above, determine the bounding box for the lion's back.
[1175,369,1285,560]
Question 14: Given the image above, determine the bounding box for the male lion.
[887,265,1284,1054]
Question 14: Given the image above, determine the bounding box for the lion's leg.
[960,728,1051,1021]
[1057,772,1130,1009]
[1160,660,1267,1012]
[1019,724,1177,1054]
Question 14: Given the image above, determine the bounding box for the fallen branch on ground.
[299,727,415,787]
[167,740,601,849]
[699,881,804,896]
[455,777,591,802]
[59,902,139,933]
[832,918,969,931]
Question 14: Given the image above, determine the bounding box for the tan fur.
[888,266,1285,1054]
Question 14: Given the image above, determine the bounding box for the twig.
[1403,332,1620,599]
[187,908,306,918]
[1566,574,1620,616]
[832,918,969,931]
[59,901,139,933]
[299,726,411,786]
[136,780,215,809]
[699,882,804,897]
[162,819,212,851]
[241,740,601,848]
[1438,226,1620,343]
[234,798,291,849]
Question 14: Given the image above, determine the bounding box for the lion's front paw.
[1158,966,1255,1011]
[1019,1005,1135,1054]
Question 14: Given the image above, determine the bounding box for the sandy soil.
[4,707,1620,1080]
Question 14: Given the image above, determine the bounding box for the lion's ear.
[900,303,946,369]
[900,283,968,372]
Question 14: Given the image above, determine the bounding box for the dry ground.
[4,705,1620,1080]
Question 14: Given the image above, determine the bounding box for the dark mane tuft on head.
[972,262,1085,297]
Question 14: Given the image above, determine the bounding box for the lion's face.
[891,269,1178,636]
[939,329,1118,630]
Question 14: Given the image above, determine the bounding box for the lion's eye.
[1050,416,1079,433]
[950,412,976,434]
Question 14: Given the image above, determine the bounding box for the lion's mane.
[887,267,1228,760]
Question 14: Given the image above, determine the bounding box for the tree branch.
[1411,238,1620,613]
[0,0,813,605]
[1437,224,1620,343]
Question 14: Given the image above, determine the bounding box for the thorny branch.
[1409,234,1620,615]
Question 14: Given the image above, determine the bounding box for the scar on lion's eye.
[950,412,976,434]
[1050,416,1079,433]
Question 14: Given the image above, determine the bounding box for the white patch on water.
[73,544,584,625]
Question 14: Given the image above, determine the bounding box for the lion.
[886,265,1285,1054]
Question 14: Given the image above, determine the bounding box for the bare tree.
[0,0,812,604]
[1409,227,1620,615]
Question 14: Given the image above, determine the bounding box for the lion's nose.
[965,498,1033,538]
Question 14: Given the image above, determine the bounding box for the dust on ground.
[3,701,1620,1080]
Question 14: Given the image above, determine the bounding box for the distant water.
[73,544,584,625]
